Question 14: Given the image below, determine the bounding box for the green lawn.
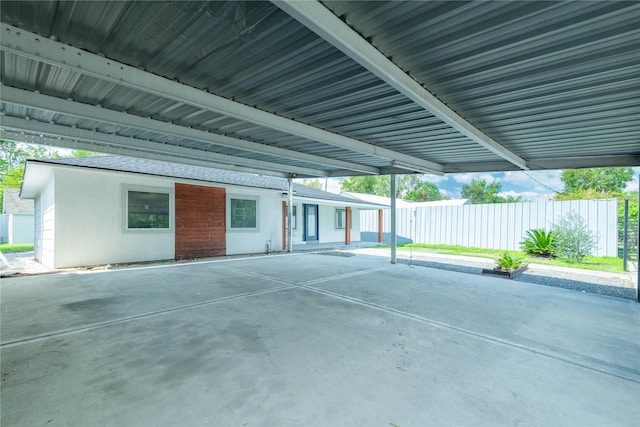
[374,243,624,273]
[0,243,34,253]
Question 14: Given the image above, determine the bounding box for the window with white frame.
[230,197,257,229]
[127,190,170,229]
[335,208,353,229]
[286,205,297,230]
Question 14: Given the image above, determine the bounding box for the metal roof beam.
[2,129,288,179]
[1,86,378,175]
[273,0,529,171]
[0,116,328,177]
[0,23,444,175]
[444,155,640,173]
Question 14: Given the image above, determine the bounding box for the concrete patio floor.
[1,252,639,426]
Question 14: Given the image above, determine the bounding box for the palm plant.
[496,252,524,271]
[521,228,557,258]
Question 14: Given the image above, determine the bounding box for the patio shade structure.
[0,0,638,179]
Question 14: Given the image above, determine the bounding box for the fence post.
[623,199,629,272]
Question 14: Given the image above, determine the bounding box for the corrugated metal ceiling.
[1,0,638,177]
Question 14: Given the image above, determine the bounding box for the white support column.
[287,178,294,253]
[390,174,397,264]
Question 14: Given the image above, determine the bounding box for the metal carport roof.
[1,1,638,178]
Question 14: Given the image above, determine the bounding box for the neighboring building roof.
[342,191,469,208]
[24,156,383,207]
[2,188,34,214]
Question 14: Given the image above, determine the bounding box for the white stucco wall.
[287,202,303,245]
[289,202,361,245]
[7,214,34,244]
[226,187,283,255]
[34,176,55,269]
[318,205,361,244]
[47,167,287,267]
[53,168,175,268]
[29,164,366,268]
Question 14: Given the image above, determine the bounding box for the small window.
[335,208,352,229]
[127,191,170,229]
[230,198,257,229]
[286,205,297,230]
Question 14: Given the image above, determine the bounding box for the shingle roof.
[2,188,34,214]
[31,156,380,206]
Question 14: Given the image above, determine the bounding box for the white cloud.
[325,178,342,194]
[424,174,448,184]
[502,170,563,193]
[450,172,496,184]
[624,168,640,193]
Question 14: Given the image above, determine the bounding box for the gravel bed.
[395,255,636,301]
[515,273,636,300]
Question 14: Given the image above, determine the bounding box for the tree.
[557,167,633,199]
[1,141,52,208]
[1,141,101,207]
[340,174,442,200]
[460,179,521,204]
[405,181,442,202]
[71,150,94,157]
[299,179,323,190]
[340,176,388,196]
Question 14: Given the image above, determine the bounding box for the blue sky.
[432,168,640,201]
[325,167,640,201]
[430,170,566,201]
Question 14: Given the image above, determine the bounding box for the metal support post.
[623,199,629,272]
[390,174,397,264]
[287,177,293,253]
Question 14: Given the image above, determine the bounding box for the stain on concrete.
[1,350,68,386]
[62,297,120,312]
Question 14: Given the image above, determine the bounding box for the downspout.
[390,174,397,264]
[287,177,293,253]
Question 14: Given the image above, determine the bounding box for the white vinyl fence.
[361,199,618,257]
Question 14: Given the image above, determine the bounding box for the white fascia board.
[273,1,529,170]
[0,23,443,175]
[20,161,52,198]
[1,86,379,175]
[0,117,328,177]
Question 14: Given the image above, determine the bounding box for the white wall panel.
[8,214,34,244]
[361,199,618,256]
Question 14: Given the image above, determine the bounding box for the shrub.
[496,252,524,271]
[521,228,557,257]
[553,211,598,263]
